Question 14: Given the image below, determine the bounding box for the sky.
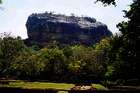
[0,0,132,39]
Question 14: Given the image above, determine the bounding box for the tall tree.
[96,0,140,79]
[0,34,27,77]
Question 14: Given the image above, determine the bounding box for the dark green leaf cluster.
[0,33,27,77]
[0,34,110,83]
[95,0,116,5]
[97,0,140,82]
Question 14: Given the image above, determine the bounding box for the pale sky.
[0,0,132,39]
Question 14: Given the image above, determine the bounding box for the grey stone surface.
[26,12,112,47]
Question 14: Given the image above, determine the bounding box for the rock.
[25,12,112,47]
[71,85,96,90]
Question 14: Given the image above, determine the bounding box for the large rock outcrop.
[26,12,112,47]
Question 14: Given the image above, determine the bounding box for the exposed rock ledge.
[25,12,112,47]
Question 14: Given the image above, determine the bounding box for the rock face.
[26,12,112,47]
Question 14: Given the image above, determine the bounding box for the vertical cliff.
[26,12,112,47]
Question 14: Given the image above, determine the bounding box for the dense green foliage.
[0,34,111,83]
[116,0,140,79]
[0,34,27,77]
[96,0,140,83]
